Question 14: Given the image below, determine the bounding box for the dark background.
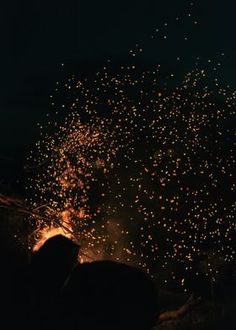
[0,4,235,320]
[0,0,236,185]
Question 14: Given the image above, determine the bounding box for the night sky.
[1,0,236,182]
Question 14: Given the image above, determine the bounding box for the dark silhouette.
[27,235,80,330]
[28,234,80,295]
[6,234,158,329]
[55,260,159,330]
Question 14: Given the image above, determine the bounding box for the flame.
[32,225,102,265]
[33,226,73,252]
[33,209,74,252]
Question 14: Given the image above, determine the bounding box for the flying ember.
[27,66,235,288]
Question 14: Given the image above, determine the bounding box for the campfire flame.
[32,226,73,252]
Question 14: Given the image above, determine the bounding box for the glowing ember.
[27,67,235,286]
[26,5,235,289]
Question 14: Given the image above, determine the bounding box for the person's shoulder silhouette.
[57,260,159,330]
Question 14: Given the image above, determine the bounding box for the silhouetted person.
[29,235,79,293]
[55,260,159,330]
[28,235,80,329]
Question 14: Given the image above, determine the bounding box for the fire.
[33,226,73,252]
[33,208,75,251]
[32,226,101,265]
